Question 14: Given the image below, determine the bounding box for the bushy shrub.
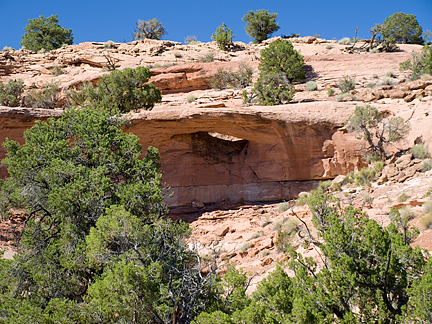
[400,44,432,80]
[276,217,300,252]
[337,75,356,93]
[336,93,356,102]
[133,18,167,40]
[185,35,199,45]
[69,66,161,114]
[327,88,335,96]
[0,79,25,107]
[422,159,432,172]
[211,23,234,51]
[380,76,398,85]
[305,80,318,91]
[369,48,380,53]
[2,46,14,51]
[344,170,355,184]
[210,63,253,90]
[173,51,182,58]
[253,40,304,105]
[242,9,280,43]
[325,43,334,50]
[257,40,305,82]
[355,167,376,186]
[346,105,411,158]
[250,231,265,240]
[317,179,332,192]
[103,40,116,48]
[373,161,384,172]
[398,206,415,222]
[50,65,64,76]
[296,192,310,206]
[397,192,410,202]
[410,144,430,159]
[330,182,342,192]
[21,15,73,52]
[363,193,373,204]
[278,202,289,212]
[338,37,351,45]
[240,242,251,252]
[253,72,295,105]
[24,82,60,109]
[385,70,395,77]
[186,94,196,103]
[200,52,215,63]
[423,199,432,214]
[419,213,432,230]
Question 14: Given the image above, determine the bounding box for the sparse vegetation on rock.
[199,52,216,63]
[346,105,411,159]
[338,37,351,45]
[196,190,429,323]
[337,74,356,93]
[210,63,253,90]
[400,44,432,80]
[410,143,430,159]
[21,15,73,52]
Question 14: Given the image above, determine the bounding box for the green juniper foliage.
[0,105,217,323]
[377,12,423,45]
[21,15,73,52]
[242,9,280,44]
[195,190,429,323]
[211,23,234,51]
[0,79,25,107]
[69,66,161,114]
[253,40,304,105]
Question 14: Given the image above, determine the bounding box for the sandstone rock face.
[1,39,432,209]
[2,97,430,208]
[150,62,259,93]
[126,102,366,206]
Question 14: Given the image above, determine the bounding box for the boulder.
[215,226,230,237]
[385,89,409,99]
[404,93,416,102]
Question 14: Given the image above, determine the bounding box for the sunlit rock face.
[126,101,366,206]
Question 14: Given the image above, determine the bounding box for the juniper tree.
[21,15,73,52]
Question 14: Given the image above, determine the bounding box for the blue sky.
[1,0,431,49]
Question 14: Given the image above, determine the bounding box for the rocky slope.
[0,37,431,284]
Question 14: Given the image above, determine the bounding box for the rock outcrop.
[0,102,365,207]
[127,101,366,206]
